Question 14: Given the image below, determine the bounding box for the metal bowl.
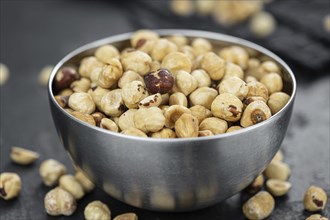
[48,30,296,212]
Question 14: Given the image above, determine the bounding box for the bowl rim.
[48,29,296,143]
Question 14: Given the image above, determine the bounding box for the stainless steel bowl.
[48,29,296,212]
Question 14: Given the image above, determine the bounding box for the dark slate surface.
[0,1,329,220]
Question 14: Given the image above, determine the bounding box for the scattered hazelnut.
[250,11,276,38]
[10,146,39,165]
[39,159,67,186]
[59,174,85,200]
[306,214,328,220]
[264,160,291,181]
[84,200,111,220]
[242,191,275,220]
[75,169,95,193]
[38,65,54,86]
[266,179,292,197]
[114,213,138,220]
[0,63,9,86]
[44,187,76,216]
[0,172,21,200]
[304,186,328,212]
[246,174,264,194]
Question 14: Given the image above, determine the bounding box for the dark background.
[0,1,329,219]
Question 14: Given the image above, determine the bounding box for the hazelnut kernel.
[144,68,174,94]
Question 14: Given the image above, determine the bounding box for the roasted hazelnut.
[84,200,111,220]
[118,70,144,88]
[44,187,76,216]
[150,60,161,72]
[242,191,275,220]
[122,81,148,109]
[59,174,85,200]
[88,86,110,110]
[75,168,95,193]
[180,45,196,62]
[121,128,147,137]
[190,105,212,124]
[118,109,138,131]
[223,62,244,80]
[79,56,103,78]
[201,52,226,80]
[134,107,165,133]
[70,77,91,93]
[151,128,176,138]
[243,96,267,110]
[266,179,292,197]
[258,61,280,79]
[174,70,198,96]
[211,93,243,122]
[246,58,261,79]
[226,126,242,133]
[68,92,95,114]
[161,52,192,74]
[91,112,106,127]
[191,69,211,88]
[190,87,218,109]
[54,66,79,92]
[0,172,21,200]
[100,118,119,132]
[175,113,199,138]
[10,146,39,165]
[192,38,212,56]
[58,88,73,96]
[199,117,228,134]
[0,63,9,86]
[164,105,191,128]
[260,73,283,94]
[219,46,249,69]
[113,213,138,220]
[246,174,264,194]
[70,111,96,126]
[150,39,178,62]
[241,100,271,127]
[95,45,120,63]
[264,160,290,181]
[304,186,328,212]
[54,95,70,108]
[267,92,290,114]
[39,159,67,186]
[250,11,276,38]
[246,81,269,100]
[144,68,174,94]
[218,76,248,100]
[97,58,123,89]
[121,50,152,76]
[166,34,188,48]
[39,65,54,86]
[139,93,162,108]
[101,89,125,117]
[191,54,204,70]
[271,150,284,163]
[170,0,194,16]
[161,93,170,105]
[169,92,187,107]
[130,29,159,48]
[198,130,214,137]
[306,214,328,220]
[90,67,103,87]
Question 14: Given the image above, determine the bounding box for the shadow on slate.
[112,0,330,81]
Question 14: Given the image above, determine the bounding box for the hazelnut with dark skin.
[54,67,79,92]
[144,68,174,94]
